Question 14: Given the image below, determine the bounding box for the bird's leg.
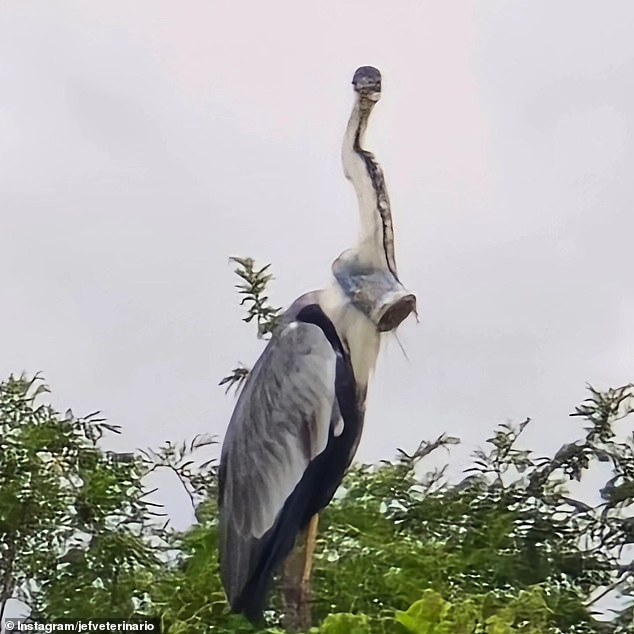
[280,514,320,632]
[301,513,319,585]
[297,513,319,629]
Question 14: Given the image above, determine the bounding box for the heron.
[218,66,417,621]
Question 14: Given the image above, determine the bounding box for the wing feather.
[219,319,338,606]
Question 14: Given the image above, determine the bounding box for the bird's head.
[352,66,382,103]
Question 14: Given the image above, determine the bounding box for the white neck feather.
[319,282,380,389]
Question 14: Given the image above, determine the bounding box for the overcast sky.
[1,0,633,545]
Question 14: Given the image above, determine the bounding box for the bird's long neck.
[342,99,398,278]
[320,282,380,391]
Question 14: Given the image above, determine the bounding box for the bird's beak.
[332,252,416,332]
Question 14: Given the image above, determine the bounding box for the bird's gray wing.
[218,319,339,604]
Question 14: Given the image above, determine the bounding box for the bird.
[218,66,417,622]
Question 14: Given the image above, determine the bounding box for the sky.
[1,0,633,606]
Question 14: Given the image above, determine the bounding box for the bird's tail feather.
[230,496,312,622]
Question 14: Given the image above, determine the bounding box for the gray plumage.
[219,295,340,604]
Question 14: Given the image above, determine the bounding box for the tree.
[0,373,163,622]
[1,259,633,632]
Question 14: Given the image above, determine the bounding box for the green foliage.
[311,612,372,634]
[2,377,634,633]
[394,587,552,633]
[0,373,164,621]
[219,257,281,395]
[229,256,281,338]
[2,259,633,633]
[307,388,634,633]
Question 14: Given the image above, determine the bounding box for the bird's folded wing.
[219,320,338,541]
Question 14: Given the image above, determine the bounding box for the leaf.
[318,613,371,634]
[395,590,450,633]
